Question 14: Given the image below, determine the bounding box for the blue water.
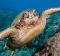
[0,0,60,13]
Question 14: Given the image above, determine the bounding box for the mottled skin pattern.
[0,8,60,56]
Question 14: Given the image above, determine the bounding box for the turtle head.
[22,9,39,24]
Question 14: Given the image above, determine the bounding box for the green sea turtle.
[0,8,60,56]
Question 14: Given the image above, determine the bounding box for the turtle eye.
[33,11,38,16]
[24,12,29,18]
[31,9,38,16]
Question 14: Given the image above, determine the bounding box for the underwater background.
[0,0,60,56]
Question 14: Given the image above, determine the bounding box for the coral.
[0,9,60,56]
[48,32,60,56]
[33,32,60,56]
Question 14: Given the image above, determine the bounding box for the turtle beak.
[29,12,35,19]
[29,12,31,19]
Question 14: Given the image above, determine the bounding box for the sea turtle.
[0,8,60,56]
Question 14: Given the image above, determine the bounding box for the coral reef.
[0,9,60,56]
[33,32,60,56]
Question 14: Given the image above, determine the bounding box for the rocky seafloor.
[0,9,60,56]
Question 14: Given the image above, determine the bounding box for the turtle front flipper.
[0,28,17,40]
[11,11,25,27]
[41,8,60,19]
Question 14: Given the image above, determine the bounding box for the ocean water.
[0,0,60,56]
[0,0,60,13]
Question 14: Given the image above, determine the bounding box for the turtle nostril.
[27,16,29,18]
[33,11,38,16]
[34,12,37,15]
